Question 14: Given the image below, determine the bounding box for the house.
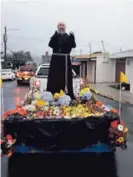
[109,49,133,94]
[74,49,133,94]
[42,49,133,94]
[73,52,108,83]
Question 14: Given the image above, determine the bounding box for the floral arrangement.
[20,88,116,119]
[2,87,128,151]
[3,87,120,120]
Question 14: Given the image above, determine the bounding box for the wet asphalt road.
[1,81,133,177]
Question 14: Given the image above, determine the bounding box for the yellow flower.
[78,104,84,108]
[80,87,90,96]
[54,93,60,100]
[116,137,124,143]
[123,128,128,133]
[80,89,85,96]
[36,99,46,107]
[60,90,64,96]
[84,87,90,92]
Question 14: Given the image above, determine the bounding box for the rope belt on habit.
[52,53,70,56]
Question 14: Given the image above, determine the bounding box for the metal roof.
[73,52,109,61]
[109,49,133,59]
[73,53,103,59]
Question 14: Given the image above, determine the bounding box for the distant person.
[47,22,76,99]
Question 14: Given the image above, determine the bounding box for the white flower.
[53,109,60,115]
[117,124,124,131]
[31,100,37,105]
[43,106,49,112]
[24,105,36,112]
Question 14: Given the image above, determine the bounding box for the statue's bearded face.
[57,23,66,34]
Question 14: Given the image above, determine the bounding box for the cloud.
[1,0,133,56]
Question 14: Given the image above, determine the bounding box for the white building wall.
[125,58,133,94]
[96,56,116,83]
[130,77,133,94]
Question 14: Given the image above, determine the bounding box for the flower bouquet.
[1,87,128,153]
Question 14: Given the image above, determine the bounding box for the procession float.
[1,83,128,156]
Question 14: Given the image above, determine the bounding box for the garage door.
[115,61,125,82]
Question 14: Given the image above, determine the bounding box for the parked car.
[1,69,16,81]
[30,63,83,96]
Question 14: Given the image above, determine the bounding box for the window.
[20,68,34,71]
[37,67,49,76]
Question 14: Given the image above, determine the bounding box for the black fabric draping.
[3,112,119,150]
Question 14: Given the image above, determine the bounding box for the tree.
[1,50,35,69]
[24,51,33,61]
[1,53,13,68]
[11,50,33,69]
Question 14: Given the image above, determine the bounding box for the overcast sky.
[1,0,133,57]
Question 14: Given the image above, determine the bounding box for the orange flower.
[2,110,15,120]
[16,104,21,109]
[111,120,124,129]
[17,108,27,116]
[2,108,27,120]
[111,108,118,114]
[96,101,103,106]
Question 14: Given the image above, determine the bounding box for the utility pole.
[89,42,92,59]
[101,40,106,54]
[101,40,108,62]
[3,26,7,67]
[80,49,82,55]
[3,26,20,68]
[101,40,107,57]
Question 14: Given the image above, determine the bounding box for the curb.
[90,87,132,105]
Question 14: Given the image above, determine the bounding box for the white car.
[1,69,16,81]
[30,63,82,96]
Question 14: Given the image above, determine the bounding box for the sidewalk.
[89,83,133,105]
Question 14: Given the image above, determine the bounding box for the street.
[1,81,133,177]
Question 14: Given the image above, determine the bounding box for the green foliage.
[1,50,36,69]
[12,51,34,69]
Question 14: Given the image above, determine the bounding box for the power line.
[89,42,92,58]
[7,35,45,42]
